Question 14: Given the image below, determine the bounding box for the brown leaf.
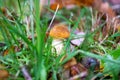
[100,2,116,19]
[50,2,63,10]
[0,70,9,79]
[70,63,87,76]
[48,0,95,10]
[64,57,77,69]
[62,63,88,80]
[94,2,117,38]
[74,0,94,6]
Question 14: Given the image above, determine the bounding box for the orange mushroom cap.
[49,24,70,39]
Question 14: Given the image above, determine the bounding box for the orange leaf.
[0,70,9,79]
[50,3,63,10]
[50,0,95,10]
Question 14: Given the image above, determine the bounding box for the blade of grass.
[34,0,47,80]
[17,0,23,19]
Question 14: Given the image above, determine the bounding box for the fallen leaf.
[64,57,77,69]
[0,70,9,79]
[71,32,85,46]
[50,2,63,10]
[50,0,95,10]
[62,62,88,80]
[70,63,88,79]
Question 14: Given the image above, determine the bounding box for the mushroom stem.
[52,39,64,55]
[49,24,70,55]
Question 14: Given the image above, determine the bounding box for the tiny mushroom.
[49,24,70,55]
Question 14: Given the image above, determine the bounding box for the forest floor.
[0,0,120,80]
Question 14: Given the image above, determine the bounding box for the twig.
[46,4,59,32]
[21,66,32,80]
[99,34,108,44]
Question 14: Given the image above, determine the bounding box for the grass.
[0,0,120,80]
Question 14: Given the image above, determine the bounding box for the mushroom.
[49,24,70,55]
